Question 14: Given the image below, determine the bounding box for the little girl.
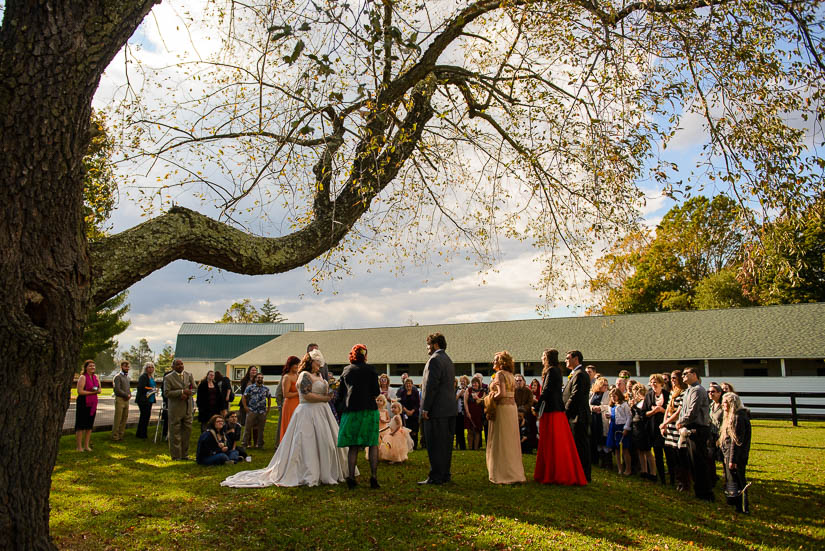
[371,395,392,460]
[606,387,632,475]
[383,401,414,463]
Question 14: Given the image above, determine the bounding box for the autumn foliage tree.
[1,1,824,548]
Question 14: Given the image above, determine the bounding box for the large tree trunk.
[0,2,159,548]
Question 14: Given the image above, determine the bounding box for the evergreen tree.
[258,298,287,323]
[156,344,175,373]
[78,291,130,370]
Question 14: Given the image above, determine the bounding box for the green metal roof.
[228,303,825,366]
[178,322,304,336]
[175,323,304,361]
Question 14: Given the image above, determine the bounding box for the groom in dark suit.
[563,350,592,482]
[419,332,456,485]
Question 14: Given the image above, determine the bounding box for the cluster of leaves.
[589,194,825,314]
[83,110,118,240]
[216,298,287,323]
[111,0,825,305]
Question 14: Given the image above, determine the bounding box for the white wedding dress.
[221,372,351,488]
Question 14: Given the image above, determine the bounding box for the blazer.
[336,362,380,413]
[164,370,195,418]
[535,367,564,414]
[562,367,591,428]
[421,349,456,418]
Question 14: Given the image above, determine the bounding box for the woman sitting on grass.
[197,415,237,466]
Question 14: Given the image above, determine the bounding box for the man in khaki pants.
[112,361,132,441]
[164,359,195,460]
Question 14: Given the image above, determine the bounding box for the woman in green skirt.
[336,344,381,489]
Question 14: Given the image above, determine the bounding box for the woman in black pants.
[135,362,157,439]
[644,373,669,484]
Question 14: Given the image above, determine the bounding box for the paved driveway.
[62,396,161,435]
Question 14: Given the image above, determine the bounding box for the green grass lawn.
[50,418,825,550]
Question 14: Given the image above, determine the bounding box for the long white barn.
[227,303,825,416]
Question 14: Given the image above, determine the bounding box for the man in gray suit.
[419,332,456,485]
[164,359,195,460]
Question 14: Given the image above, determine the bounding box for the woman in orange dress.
[485,351,526,484]
[279,355,301,440]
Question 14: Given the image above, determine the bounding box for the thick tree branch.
[90,77,437,307]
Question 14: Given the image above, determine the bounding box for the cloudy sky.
[95,1,693,354]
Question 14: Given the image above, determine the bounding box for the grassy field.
[50,417,825,550]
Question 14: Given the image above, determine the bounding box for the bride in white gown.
[221,353,351,488]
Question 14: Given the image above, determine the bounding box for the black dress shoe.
[418,478,443,485]
[346,477,357,489]
[370,477,380,489]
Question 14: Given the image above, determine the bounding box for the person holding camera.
[75,359,102,452]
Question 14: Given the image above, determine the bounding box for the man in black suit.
[419,332,456,485]
[563,350,592,482]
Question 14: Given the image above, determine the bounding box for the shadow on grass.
[51,420,825,550]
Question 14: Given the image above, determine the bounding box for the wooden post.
[635,360,641,377]
[790,393,798,427]
[780,358,786,377]
[704,359,710,378]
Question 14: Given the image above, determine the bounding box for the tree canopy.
[589,193,825,314]
[217,298,287,323]
[102,0,825,306]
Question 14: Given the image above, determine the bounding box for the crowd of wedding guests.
[74,338,752,512]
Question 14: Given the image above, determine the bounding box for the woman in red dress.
[533,348,587,485]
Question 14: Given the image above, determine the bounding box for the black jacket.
[336,362,380,413]
[535,367,564,414]
[721,409,751,467]
[135,373,156,405]
[421,349,457,418]
[642,387,670,442]
[562,367,591,428]
[196,380,227,423]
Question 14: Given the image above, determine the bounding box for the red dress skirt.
[534,411,587,485]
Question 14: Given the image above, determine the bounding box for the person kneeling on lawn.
[197,415,238,466]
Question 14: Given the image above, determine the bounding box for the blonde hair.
[591,376,608,393]
[390,400,402,414]
[719,392,744,447]
[648,374,664,386]
[494,351,515,373]
[376,394,387,408]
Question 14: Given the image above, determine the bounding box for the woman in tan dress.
[485,351,526,484]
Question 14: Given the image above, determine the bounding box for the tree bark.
[0,1,159,548]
